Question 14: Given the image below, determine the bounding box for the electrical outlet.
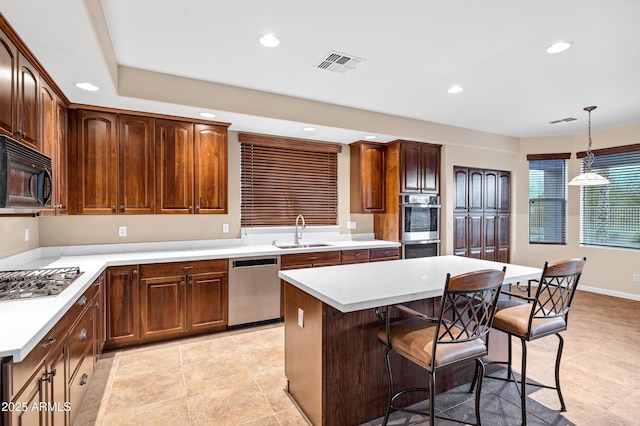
[297,308,304,327]
[24,228,29,242]
[118,226,127,237]
[347,221,356,230]
[222,223,230,233]
[633,274,640,283]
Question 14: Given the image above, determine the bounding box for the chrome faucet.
[294,214,306,245]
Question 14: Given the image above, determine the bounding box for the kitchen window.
[527,153,570,244]
[578,144,640,250]
[239,133,341,227]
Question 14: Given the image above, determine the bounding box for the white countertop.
[0,239,399,362]
[278,255,542,313]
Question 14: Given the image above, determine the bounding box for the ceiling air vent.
[316,51,365,74]
[549,117,577,124]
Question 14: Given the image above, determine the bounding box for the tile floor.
[74,290,640,425]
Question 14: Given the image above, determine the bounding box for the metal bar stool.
[377,267,506,426]
[470,257,586,425]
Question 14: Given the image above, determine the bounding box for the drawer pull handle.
[181,266,194,272]
[79,329,88,341]
[78,296,87,306]
[79,373,88,386]
[308,256,317,260]
[41,337,56,348]
[354,253,360,257]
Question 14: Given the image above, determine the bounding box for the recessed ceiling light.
[259,34,280,47]
[447,85,464,94]
[364,135,377,140]
[302,127,316,132]
[199,112,216,118]
[546,41,573,54]
[74,82,99,91]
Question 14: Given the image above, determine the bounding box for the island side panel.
[322,299,435,426]
[284,282,323,426]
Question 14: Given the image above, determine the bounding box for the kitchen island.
[279,255,541,426]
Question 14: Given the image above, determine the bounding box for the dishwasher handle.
[232,258,279,268]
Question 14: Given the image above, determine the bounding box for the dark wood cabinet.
[156,120,228,214]
[350,141,386,213]
[73,110,155,215]
[374,140,441,243]
[40,83,68,216]
[400,141,440,194]
[187,271,228,332]
[93,273,106,359]
[453,167,510,262]
[0,31,17,139]
[105,265,141,349]
[194,124,227,214]
[369,247,400,262]
[7,363,47,426]
[341,249,370,264]
[140,274,186,340]
[118,114,155,214]
[16,52,39,147]
[155,119,194,214]
[74,110,118,214]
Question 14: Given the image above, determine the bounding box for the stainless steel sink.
[275,243,333,249]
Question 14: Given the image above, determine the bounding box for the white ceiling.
[2,0,640,144]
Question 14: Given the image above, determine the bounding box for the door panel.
[105,266,140,347]
[119,115,155,214]
[140,275,186,339]
[187,272,227,331]
[194,124,226,214]
[156,119,193,213]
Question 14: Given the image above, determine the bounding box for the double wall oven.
[401,195,440,259]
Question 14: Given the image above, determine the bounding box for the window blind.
[527,154,570,244]
[240,134,340,227]
[577,144,640,250]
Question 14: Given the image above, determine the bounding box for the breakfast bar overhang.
[279,255,542,426]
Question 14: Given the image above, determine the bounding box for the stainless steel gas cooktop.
[0,267,83,301]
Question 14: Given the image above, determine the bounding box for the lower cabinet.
[105,259,228,350]
[2,275,103,426]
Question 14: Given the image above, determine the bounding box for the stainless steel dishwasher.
[228,255,281,326]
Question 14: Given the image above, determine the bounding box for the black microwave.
[0,136,52,213]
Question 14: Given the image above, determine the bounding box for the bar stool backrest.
[531,257,586,325]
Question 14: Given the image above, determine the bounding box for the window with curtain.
[239,133,341,227]
[578,144,640,250]
[527,154,570,244]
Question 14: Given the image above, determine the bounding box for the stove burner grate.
[0,267,82,301]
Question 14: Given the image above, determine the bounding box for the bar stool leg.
[520,339,528,426]
[382,346,393,426]
[555,333,567,412]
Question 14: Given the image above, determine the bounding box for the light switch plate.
[24,228,29,242]
[347,221,357,230]
[118,226,127,237]
[222,223,230,233]
[297,308,304,327]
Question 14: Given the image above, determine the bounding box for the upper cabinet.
[155,119,194,214]
[194,124,227,214]
[16,52,39,147]
[0,32,17,138]
[400,141,440,194]
[350,141,386,213]
[119,114,156,214]
[0,33,40,149]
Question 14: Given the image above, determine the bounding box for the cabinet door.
[468,213,483,259]
[187,271,228,332]
[453,214,468,257]
[400,142,421,193]
[155,119,193,213]
[46,342,66,426]
[39,84,57,216]
[453,167,468,212]
[419,144,439,193]
[10,364,47,426]
[498,171,511,212]
[497,213,510,262]
[105,266,140,349]
[483,214,497,261]
[350,142,386,213]
[54,101,68,214]
[194,124,227,214]
[140,275,186,339]
[77,110,118,214]
[119,114,155,214]
[483,170,499,212]
[93,274,106,357]
[468,169,484,212]
[0,33,16,136]
[16,52,39,147]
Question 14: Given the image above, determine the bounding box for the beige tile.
[115,345,182,377]
[188,387,274,426]
[275,407,312,425]
[179,334,240,365]
[231,327,284,353]
[240,345,285,378]
[106,368,186,412]
[182,357,255,397]
[606,388,640,423]
[242,414,281,425]
[100,396,191,426]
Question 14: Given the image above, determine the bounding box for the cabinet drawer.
[370,247,400,261]
[68,305,94,381]
[281,251,341,268]
[4,314,68,400]
[341,249,370,264]
[140,259,228,277]
[65,284,97,324]
[68,348,94,426]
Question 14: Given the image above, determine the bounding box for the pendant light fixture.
[568,106,610,186]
